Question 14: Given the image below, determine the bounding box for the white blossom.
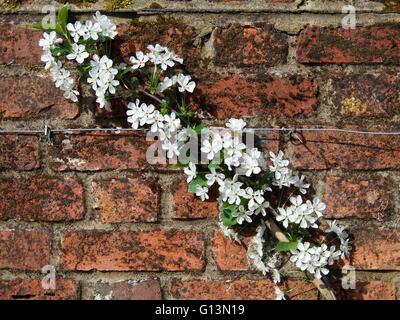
[39,31,62,51]
[232,205,253,224]
[184,162,197,183]
[205,168,225,186]
[226,118,246,132]
[93,11,117,38]
[175,74,196,93]
[67,21,85,42]
[66,43,89,64]
[275,287,286,300]
[195,185,209,201]
[129,51,149,69]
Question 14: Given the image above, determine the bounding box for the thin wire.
[1,126,400,136]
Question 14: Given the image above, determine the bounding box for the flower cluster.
[38,9,118,106]
[38,9,351,301]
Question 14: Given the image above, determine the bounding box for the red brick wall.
[0,0,399,300]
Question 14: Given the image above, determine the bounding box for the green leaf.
[193,123,204,135]
[221,208,237,227]
[55,23,65,36]
[188,175,208,193]
[276,241,298,252]
[57,4,69,31]
[160,98,169,115]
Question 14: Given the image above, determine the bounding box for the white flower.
[66,43,89,64]
[226,118,246,132]
[309,198,326,218]
[184,162,197,183]
[67,21,85,42]
[241,148,262,177]
[269,151,289,180]
[339,239,351,259]
[163,112,181,133]
[93,11,117,38]
[158,77,174,92]
[176,74,196,93]
[219,176,246,205]
[150,111,165,133]
[244,187,264,209]
[126,99,144,129]
[276,207,297,229]
[218,221,241,243]
[275,287,286,300]
[252,201,269,216]
[195,185,209,201]
[326,220,348,239]
[223,135,246,169]
[39,31,62,50]
[291,175,310,194]
[41,51,56,70]
[205,168,225,186]
[232,205,253,224]
[201,133,223,161]
[129,51,149,69]
[83,20,101,40]
[162,139,180,159]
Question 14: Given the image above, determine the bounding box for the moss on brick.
[105,0,133,11]
[384,0,400,11]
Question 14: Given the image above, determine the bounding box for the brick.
[324,176,391,220]
[351,228,400,270]
[0,24,42,64]
[327,72,400,118]
[290,127,400,170]
[214,24,288,68]
[92,177,159,223]
[338,280,396,300]
[0,278,78,300]
[113,18,200,70]
[0,177,84,222]
[170,279,317,300]
[296,25,400,64]
[0,230,51,270]
[49,132,151,171]
[60,230,205,271]
[212,230,249,271]
[0,75,79,120]
[0,135,40,170]
[94,279,162,300]
[172,178,218,219]
[193,74,318,119]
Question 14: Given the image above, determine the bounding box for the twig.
[264,217,337,300]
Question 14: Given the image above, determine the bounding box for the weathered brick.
[0,177,84,222]
[172,178,218,219]
[0,24,42,64]
[290,127,400,170]
[92,177,159,223]
[327,72,400,118]
[212,230,249,271]
[0,278,78,300]
[0,75,79,120]
[170,279,317,300]
[60,230,205,271]
[338,280,396,300]
[296,25,400,64]
[214,24,288,68]
[193,74,318,119]
[0,230,51,270]
[94,279,162,300]
[351,228,400,270]
[49,132,151,171]
[113,18,200,69]
[324,176,391,220]
[0,135,40,170]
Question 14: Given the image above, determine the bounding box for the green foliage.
[220,202,238,227]
[188,175,208,193]
[275,241,298,252]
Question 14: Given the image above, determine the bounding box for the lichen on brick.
[341,97,367,116]
[105,0,133,11]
